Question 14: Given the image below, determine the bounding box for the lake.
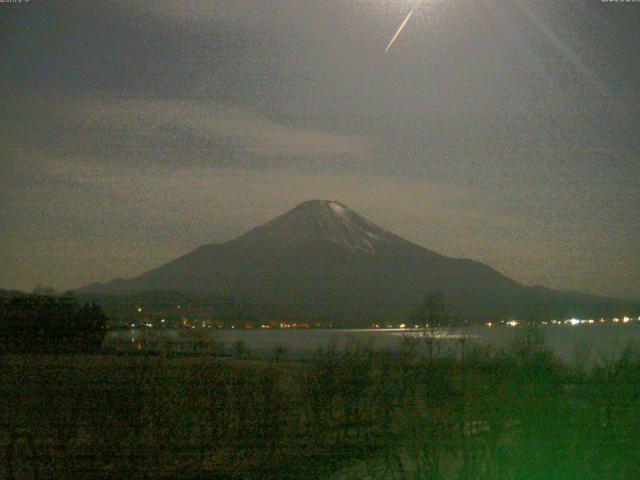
[107,323,640,365]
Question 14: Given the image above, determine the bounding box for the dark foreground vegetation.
[1,327,639,479]
[0,295,106,353]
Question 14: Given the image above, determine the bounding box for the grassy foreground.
[1,329,639,479]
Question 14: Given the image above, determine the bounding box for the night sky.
[1,0,638,299]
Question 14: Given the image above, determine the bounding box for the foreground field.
[1,330,639,479]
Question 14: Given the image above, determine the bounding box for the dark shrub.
[0,294,107,353]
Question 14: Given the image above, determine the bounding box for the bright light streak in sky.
[385,1,424,53]
[385,8,416,52]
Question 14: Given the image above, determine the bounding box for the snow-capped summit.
[229,200,412,253]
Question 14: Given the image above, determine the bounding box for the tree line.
[0,293,107,353]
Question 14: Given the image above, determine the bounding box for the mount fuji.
[80,200,637,323]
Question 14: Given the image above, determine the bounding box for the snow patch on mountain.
[229,200,414,254]
[329,201,347,217]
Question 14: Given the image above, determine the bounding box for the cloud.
[140,0,304,29]
[64,98,372,162]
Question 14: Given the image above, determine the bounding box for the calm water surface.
[107,324,640,364]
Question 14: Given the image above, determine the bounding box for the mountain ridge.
[79,200,639,323]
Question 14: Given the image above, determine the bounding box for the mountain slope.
[80,200,638,323]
